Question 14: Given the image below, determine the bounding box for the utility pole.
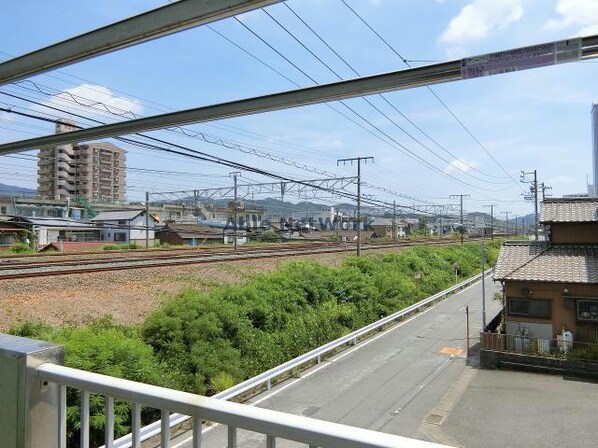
[337,156,374,256]
[501,211,511,237]
[392,200,397,246]
[483,204,497,240]
[481,231,487,330]
[145,191,150,249]
[230,172,241,251]
[450,194,470,244]
[521,170,538,241]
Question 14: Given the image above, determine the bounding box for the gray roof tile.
[540,198,598,223]
[494,241,598,284]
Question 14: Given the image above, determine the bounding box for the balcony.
[0,333,447,448]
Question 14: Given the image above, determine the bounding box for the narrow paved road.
[171,278,501,447]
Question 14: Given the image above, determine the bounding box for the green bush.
[103,243,141,251]
[9,317,168,446]
[10,242,33,253]
[566,344,598,362]
[254,229,280,243]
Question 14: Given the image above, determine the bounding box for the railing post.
[0,334,64,448]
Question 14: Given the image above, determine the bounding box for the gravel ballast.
[0,249,380,331]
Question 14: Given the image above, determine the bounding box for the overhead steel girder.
[150,177,358,202]
[1,35,597,155]
[0,0,282,85]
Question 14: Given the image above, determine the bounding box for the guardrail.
[115,269,491,447]
[31,362,450,448]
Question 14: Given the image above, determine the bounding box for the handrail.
[36,362,450,448]
[115,269,491,447]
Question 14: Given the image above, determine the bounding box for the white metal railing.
[36,362,451,448]
[114,270,491,447]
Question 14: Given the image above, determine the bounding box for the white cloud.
[544,0,598,35]
[31,84,143,120]
[440,0,524,45]
[443,158,479,174]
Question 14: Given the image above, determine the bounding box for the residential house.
[493,198,598,343]
[368,217,410,239]
[91,209,158,245]
[156,223,223,246]
[0,216,29,248]
[11,216,101,247]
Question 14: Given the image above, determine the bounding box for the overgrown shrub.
[9,318,168,446]
[103,243,141,251]
[566,344,598,362]
[10,242,33,253]
[254,230,280,243]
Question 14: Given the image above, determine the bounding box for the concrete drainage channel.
[110,270,492,448]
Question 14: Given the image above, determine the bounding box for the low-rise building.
[0,217,29,248]
[368,217,410,239]
[91,210,157,246]
[156,223,223,246]
[494,198,598,343]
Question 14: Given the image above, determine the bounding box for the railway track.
[0,238,472,280]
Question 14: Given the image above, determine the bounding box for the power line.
[283,2,509,183]
[338,0,522,189]
[232,16,505,194]
[0,100,447,216]
[2,84,434,204]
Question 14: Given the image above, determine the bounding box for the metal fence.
[0,333,451,448]
[480,332,598,359]
[115,270,490,447]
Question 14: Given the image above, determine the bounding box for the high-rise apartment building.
[37,121,126,201]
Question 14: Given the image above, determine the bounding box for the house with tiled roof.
[493,198,598,342]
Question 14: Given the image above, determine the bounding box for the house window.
[114,232,126,242]
[577,299,598,322]
[508,298,551,318]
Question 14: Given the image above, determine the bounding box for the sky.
[0,0,597,218]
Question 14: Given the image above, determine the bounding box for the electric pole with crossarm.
[450,194,470,244]
[337,156,374,256]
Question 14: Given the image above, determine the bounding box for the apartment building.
[37,121,126,202]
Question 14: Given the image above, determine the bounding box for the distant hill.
[0,183,36,196]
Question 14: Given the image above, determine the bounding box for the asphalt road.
[170,277,501,448]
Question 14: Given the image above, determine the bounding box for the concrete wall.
[480,350,598,379]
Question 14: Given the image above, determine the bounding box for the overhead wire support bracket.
[149,177,358,203]
[1,35,597,155]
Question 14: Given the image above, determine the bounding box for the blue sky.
[1,0,597,217]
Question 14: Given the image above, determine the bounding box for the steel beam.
[150,177,358,202]
[1,35,598,155]
[0,0,282,85]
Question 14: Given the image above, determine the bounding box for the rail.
[116,270,491,447]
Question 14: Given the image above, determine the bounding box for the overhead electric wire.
[1,100,447,217]
[232,15,505,194]
[280,3,510,185]
[339,0,523,190]
[4,77,436,204]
